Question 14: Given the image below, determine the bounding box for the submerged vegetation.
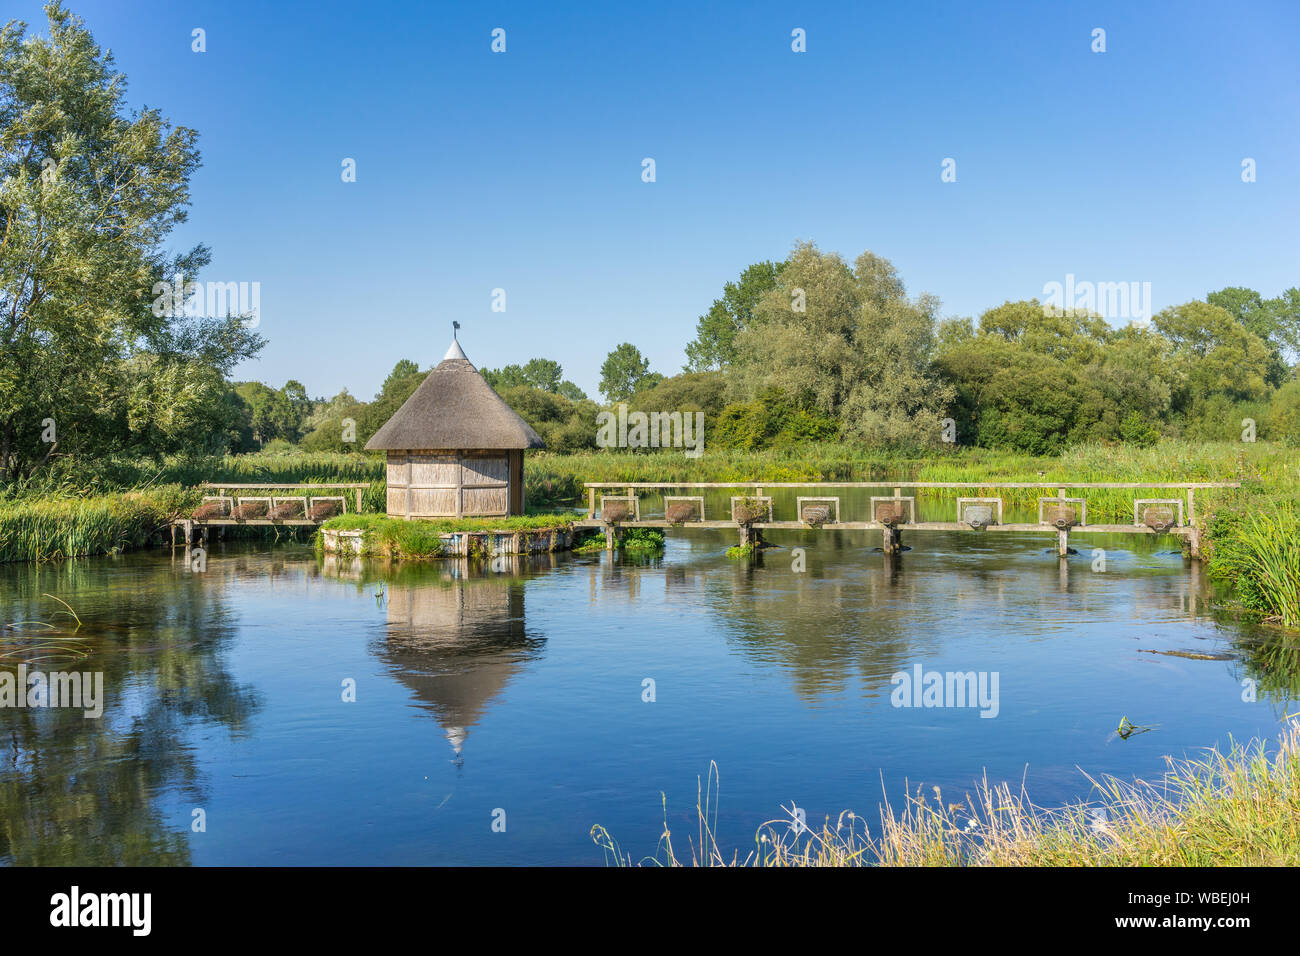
[594,726,1300,866]
[573,527,665,556]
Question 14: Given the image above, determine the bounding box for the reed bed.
[0,487,198,563]
[593,725,1300,867]
[1208,505,1300,628]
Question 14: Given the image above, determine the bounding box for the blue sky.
[11,0,1299,400]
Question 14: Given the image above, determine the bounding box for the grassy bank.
[0,486,200,563]
[317,512,578,559]
[593,726,1300,866]
[3,441,1296,629]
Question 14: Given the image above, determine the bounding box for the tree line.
[2,6,1296,484]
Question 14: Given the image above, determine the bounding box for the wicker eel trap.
[874,501,908,527]
[1044,504,1078,530]
[800,503,832,527]
[601,500,632,524]
[232,500,269,520]
[308,500,343,521]
[268,499,306,520]
[193,500,230,520]
[1142,505,1177,533]
[664,501,699,525]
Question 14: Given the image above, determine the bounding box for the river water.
[0,521,1292,865]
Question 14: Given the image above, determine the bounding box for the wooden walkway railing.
[578,479,1243,558]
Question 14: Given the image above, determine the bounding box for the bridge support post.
[1057,529,1069,557]
[183,519,193,547]
[604,526,621,551]
[882,524,899,554]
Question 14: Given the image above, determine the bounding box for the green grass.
[0,486,199,563]
[1207,504,1300,628]
[593,725,1300,866]
[318,512,578,559]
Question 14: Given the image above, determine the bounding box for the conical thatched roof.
[364,339,544,451]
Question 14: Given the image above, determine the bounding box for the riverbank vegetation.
[317,512,578,560]
[593,725,1300,866]
[2,8,1296,628]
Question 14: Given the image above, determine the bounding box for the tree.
[685,260,785,371]
[1206,286,1300,384]
[1154,301,1274,415]
[481,357,584,398]
[728,243,953,447]
[0,3,263,477]
[599,343,655,403]
[358,359,425,443]
[935,299,1174,452]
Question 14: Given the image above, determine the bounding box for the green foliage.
[937,300,1173,453]
[1118,410,1161,448]
[0,4,263,479]
[685,260,785,371]
[712,387,838,450]
[599,343,657,403]
[0,486,198,563]
[728,243,953,447]
[498,385,599,453]
[482,357,587,400]
[626,371,729,420]
[1207,504,1300,627]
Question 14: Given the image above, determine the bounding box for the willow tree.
[728,242,953,447]
[0,3,262,479]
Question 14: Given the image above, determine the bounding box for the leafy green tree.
[498,385,598,453]
[358,359,425,443]
[0,4,263,478]
[299,389,366,452]
[481,357,585,399]
[1154,301,1274,417]
[728,243,953,447]
[1206,286,1300,384]
[599,343,656,403]
[685,260,785,371]
[627,371,729,419]
[935,299,1174,452]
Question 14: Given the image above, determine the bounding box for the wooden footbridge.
[170,482,371,546]
[575,480,1242,558]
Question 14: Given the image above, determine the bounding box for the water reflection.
[0,553,259,865]
[322,556,547,764]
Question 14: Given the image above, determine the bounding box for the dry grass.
[594,725,1300,866]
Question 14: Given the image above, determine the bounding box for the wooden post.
[882,524,897,554]
[355,488,363,514]
[1058,528,1069,557]
[588,487,596,518]
[604,526,619,551]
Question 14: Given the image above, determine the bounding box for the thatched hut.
[364,337,544,518]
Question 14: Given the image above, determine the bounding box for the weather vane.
[452,320,460,340]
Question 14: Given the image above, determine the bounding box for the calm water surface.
[0,519,1293,865]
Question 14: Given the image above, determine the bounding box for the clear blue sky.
[12,0,1299,400]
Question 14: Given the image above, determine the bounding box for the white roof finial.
[444,321,468,361]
